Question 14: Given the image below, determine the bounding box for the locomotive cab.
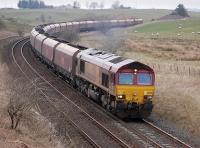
[114,62,155,118]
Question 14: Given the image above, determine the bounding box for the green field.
[131,17,200,39]
[118,9,200,40]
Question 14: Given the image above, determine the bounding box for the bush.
[171,4,189,17]
[0,19,5,29]
[17,28,25,37]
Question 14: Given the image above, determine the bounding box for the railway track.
[11,37,193,148]
[143,119,192,148]
[12,38,133,148]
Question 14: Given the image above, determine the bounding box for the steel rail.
[143,119,193,148]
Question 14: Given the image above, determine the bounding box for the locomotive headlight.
[118,95,123,98]
[147,96,153,100]
[118,95,125,99]
[144,95,153,100]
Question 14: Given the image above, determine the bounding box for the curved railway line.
[9,36,193,148]
[12,38,132,148]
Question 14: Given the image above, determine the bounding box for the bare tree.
[17,28,25,37]
[112,1,120,9]
[89,2,99,9]
[73,1,80,9]
[6,78,40,129]
[85,1,89,9]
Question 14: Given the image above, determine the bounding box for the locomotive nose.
[116,85,155,104]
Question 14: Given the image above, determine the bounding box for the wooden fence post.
[189,67,191,76]
[176,66,179,73]
[199,70,200,77]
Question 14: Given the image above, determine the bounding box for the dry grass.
[154,73,200,137]
[124,37,200,62]
[0,64,64,148]
[0,30,17,40]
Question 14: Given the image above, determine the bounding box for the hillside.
[0,9,171,31]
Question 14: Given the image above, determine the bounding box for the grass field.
[131,17,200,39]
[0,9,171,25]
[0,9,171,34]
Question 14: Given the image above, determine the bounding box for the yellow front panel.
[116,85,155,104]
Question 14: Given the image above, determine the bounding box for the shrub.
[17,28,25,37]
[0,19,5,29]
[171,4,189,17]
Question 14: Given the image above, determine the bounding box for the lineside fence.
[147,63,200,77]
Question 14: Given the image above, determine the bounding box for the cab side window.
[102,73,109,88]
[80,60,85,73]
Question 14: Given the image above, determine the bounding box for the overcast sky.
[1,0,200,9]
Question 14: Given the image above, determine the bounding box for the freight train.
[30,19,155,118]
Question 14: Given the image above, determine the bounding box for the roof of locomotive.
[77,48,153,73]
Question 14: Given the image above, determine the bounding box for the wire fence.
[147,63,200,77]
